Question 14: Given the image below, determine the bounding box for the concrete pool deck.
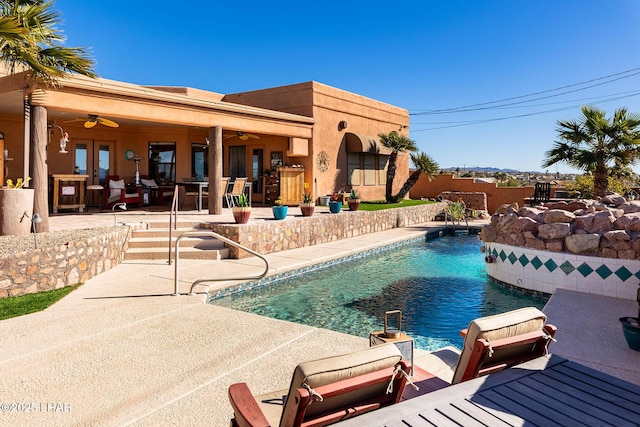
[1,212,639,425]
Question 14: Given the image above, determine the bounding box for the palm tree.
[0,0,96,83]
[542,106,640,198]
[393,152,439,201]
[378,131,417,202]
[1,0,96,232]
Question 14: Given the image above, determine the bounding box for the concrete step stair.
[123,222,229,261]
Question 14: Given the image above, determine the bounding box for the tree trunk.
[31,105,49,232]
[593,162,608,198]
[385,152,398,202]
[393,170,422,201]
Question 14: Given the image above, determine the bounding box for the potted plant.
[231,193,251,224]
[0,177,34,236]
[619,286,640,351]
[328,193,342,214]
[347,189,361,211]
[272,197,288,220]
[300,192,315,217]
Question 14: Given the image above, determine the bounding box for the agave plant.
[301,192,314,204]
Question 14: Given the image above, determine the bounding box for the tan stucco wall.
[410,173,537,213]
[225,81,411,200]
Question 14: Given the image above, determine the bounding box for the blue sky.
[54,0,640,174]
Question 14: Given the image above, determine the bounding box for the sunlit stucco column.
[30,104,49,232]
[208,126,223,214]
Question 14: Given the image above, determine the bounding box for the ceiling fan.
[224,131,260,140]
[64,114,120,128]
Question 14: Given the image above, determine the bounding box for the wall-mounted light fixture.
[338,120,348,131]
[48,122,69,154]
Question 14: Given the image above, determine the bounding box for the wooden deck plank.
[468,394,526,427]
[431,402,489,427]
[563,360,640,394]
[509,376,631,427]
[541,367,640,419]
[418,408,467,427]
[394,414,435,426]
[450,399,514,427]
[478,388,570,425]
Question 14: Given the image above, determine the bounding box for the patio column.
[208,126,223,214]
[31,104,49,232]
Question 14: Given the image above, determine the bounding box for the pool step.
[124,222,229,261]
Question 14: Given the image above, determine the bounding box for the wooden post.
[208,126,223,214]
[31,104,49,232]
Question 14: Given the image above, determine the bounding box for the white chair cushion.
[141,178,158,188]
[108,179,125,199]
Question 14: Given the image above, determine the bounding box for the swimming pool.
[210,233,547,350]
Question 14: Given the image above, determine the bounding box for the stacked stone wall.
[480,195,640,259]
[0,227,130,298]
[206,202,447,258]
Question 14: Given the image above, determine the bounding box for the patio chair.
[228,343,412,427]
[416,307,557,385]
[103,175,142,208]
[225,177,248,208]
[179,177,205,210]
[140,175,174,205]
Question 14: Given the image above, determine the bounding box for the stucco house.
[0,70,410,227]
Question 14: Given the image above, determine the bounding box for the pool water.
[210,233,547,350]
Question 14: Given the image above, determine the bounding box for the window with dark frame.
[191,143,208,180]
[148,142,176,185]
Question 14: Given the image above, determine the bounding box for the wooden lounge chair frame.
[459,324,557,383]
[228,344,411,427]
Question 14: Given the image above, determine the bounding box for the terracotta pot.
[347,199,361,211]
[0,188,34,236]
[232,207,251,224]
[300,203,315,217]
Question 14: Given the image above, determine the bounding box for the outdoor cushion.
[141,178,158,188]
[108,179,125,199]
[452,307,546,384]
[278,343,402,427]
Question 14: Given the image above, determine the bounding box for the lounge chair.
[103,175,142,208]
[416,307,557,385]
[228,343,413,427]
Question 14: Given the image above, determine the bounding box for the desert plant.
[348,189,360,200]
[5,177,31,188]
[301,192,314,204]
[235,193,249,208]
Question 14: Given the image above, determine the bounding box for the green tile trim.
[576,262,593,277]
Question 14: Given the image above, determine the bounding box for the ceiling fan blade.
[63,118,85,124]
[98,117,119,128]
[84,120,97,128]
[239,134,249,140]
[247,133,260,139]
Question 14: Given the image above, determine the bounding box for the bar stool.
[86,184,104,212]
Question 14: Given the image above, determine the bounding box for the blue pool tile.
[595,265,612,279]
[615,266,633,282]
[530,256,543,270]
[560,261,575,275]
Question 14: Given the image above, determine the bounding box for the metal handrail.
[173,230,270,296]
[167,184,179,264]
